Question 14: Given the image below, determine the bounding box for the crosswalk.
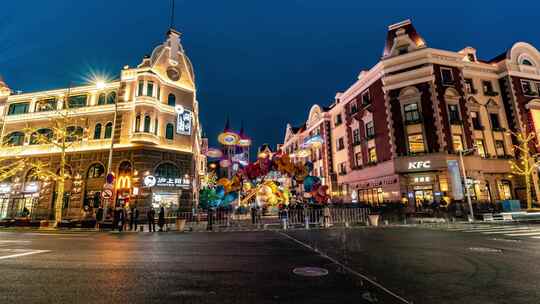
[437,223,540,241]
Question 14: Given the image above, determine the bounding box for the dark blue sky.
[2,0,540,152]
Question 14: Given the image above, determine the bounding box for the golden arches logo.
[116,175,131,189]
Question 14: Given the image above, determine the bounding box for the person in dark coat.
[112,208,119,231]
[147,208,156,232]
[129,208,134,231]
[133,207,139,231]
[118,207,125,232]
[158,207,165,232]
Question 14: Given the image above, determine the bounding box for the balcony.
[130,132,160,145]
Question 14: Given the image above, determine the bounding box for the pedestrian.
[112,207,119,231]
[250,200,257,224]
[158,206,165,232]
[323,204,331,228]
[118,207,125,232]
[129,207,134,231]
[147,208,156,232]
[133,206,139,231]
[96,207,103,229]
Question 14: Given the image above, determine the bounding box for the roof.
[383,19,425,57]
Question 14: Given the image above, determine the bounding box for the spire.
[169,0,176,29]
[224,116,231,132]
[239,120,245,137]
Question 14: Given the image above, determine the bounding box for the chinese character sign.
[177,109,192,135]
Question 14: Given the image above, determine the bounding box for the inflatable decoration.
[219,159,232,168]
[206,148,223,158]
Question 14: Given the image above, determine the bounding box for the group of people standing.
[109,206,166,232]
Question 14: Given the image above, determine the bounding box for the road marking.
[26,233,89,237]
[0,240,31,243]
[505,231,540,237]
[0,249,50,260]
[460,226,519,232]
[481,228,540,234]
[278,232,411,304]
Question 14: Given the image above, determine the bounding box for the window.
[495,140,505,156]
[67,95,87,108]
[482,80,496,95]
[5,131,25,146]
[355,152,362,167]
[337,137,344,151]
[135,115,141,132]
[471,112,482,130]
[368,147,377,163]
[137,80,144,96]
[475,139,486,158]
[441,68,454,84]
[35,98,56,112]
[361,91,371,106]
[93,123,102,139]
[157,85,161,100]
[365,121,375,139]
[87,163,105,179]
[155,163,180,178]
[66,126,83,142]
[335,114,343,126]
[168,93,176,107]
[404,103,421,124]
[464,78,476,94]
[398,47,408,55]
[144,115,151,132]
[490,113,502,130]
[448,104,461,124]
[8,103,29,115]
[154,119,158,135]
[30,128,53,145]
[521,80,536,96]
[408,134,425,153]
[536,82,540,96]
[350,102,358,114]
[104,122,113,139]
[146,81,154,97]
[452,134,463,152]
[97,93,106,105]
[353,129,360,145]
[107,91,116,104]
[338,162,347,175]
[522,58,534,66]
[498,180,512,200]
[467,54,476,62]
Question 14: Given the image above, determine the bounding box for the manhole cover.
[468,247,503,253]
[293,267,329,277]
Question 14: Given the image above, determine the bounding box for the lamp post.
[458,147,476,222]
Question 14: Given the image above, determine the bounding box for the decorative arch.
[86,162,105,179]
[444,87,460,99]
[154,162,180,178]
[399,86,420,99]
[168,93,176,107]
[97,93,106,105]
[508,42,540,67]
[117,161,132,175]
[104,122,113,139]
[29,128,53,145]
[106,91,116,104]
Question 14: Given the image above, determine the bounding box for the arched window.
[167,93,176,107]
[93,123,102,139]
[66,126,83,142]
[144,115,151,132]
[25,168,39,182]
[166,123,174,140]
[135,114,141,132]
[97,93,106,105]
[87,163,105,179]
[155,163,179,178]
[118,161,132,175]
[107,91,116,104]
[4,131,25,146]
[104,122,113,139]
[30,128,53,145]
[522,59,534,66]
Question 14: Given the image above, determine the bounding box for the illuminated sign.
[176,106,192,136]
[408,161,431,170]
[116,176,131,189]
[0,183,11,194]
[144,175,190,188]
[143,175,156,187]
[24,182,39,193]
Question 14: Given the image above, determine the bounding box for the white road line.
[506,231,540,237]
[0,240,31,243]
[26,233,89,237]
[0,250,50,260]
[278,232,412,304]
[482,228,540,235]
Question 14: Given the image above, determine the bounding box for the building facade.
[282,20,540,207]
[0,29,205,220]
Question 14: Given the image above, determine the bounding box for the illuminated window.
[166,123,174,140]
[104,122,113,139]
[97,93,106,105]
[93,123,102,139]
[67,95,87,108]
[107,91,116,104]
[137,80,144,96]
[144,115,151,132]
[353,129,360,145]
[30,128,53,145]
[168,93,176,107]
[408,134,425,153]
[498,180,512,199]
[66,126,83,142]
[87,163,105,179]
[365,121,375,139]
[404,103,420,124]
[495,140,505,156]
[35,98,56,112]
[5,131,25,146]
[155,163,180,178]
[475,139,486,157]
[368,147,377,163]
[452,134,463,152]
[146,81,154,97]
[448,104,461,124]
[8,103,29,115]
[355,152,362,167]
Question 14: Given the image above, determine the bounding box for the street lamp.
[458,147,477,222]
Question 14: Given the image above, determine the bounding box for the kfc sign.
[408,161,431,170]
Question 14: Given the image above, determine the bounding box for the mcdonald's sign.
[116,175,131,190]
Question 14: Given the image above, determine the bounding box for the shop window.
[404,103,420,124]
[498,180,512,200]
[353,129,360,145]
[87,163,105,179]
[441,67,454,84]
[35,98,57,112]
[135,114,141,132]
[408,134,425,154]
[107,91,116,104]
[490,113,502,130]
[471,111,483,130]
[495,140,505,156]
[5,131,25,146]
[166,123,174,140]
[29,128,53,145]
[155,163,180,178]
[137,80,144,96]
[146,81,154,97]
[168,93,176,107]
[144,115,151,132]
[104,122,113,139]
[448,104,461,124]
[67,95,87,108]
[8,103,29,115]
[337,137,344,151]
[66,126,83,142]
[365,121,375,139]
[93,123,102,139]
[97,93,106,105]
[452,134,463,152]
[475,139,486,158]
[368,147,377,163]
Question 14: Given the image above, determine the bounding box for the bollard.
[282,218,287,230]
[345,222,350,228]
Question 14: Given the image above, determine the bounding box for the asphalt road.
[0,230,397,304]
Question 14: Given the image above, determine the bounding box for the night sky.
[2,0,540,154]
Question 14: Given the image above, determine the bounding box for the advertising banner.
[447,160,464,200]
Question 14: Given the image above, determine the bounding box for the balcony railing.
[484,91,499,97]
[130,132,160,145]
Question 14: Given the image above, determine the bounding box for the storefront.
[142,163,192,212]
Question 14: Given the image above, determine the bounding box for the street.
[1,225,540,303]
